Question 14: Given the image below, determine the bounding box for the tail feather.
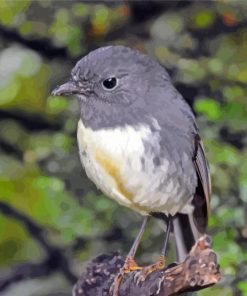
[173,213,201,262]
[151,211,201,262]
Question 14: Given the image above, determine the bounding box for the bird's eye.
[102,77,118,90]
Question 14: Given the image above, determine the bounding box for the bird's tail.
[173,213,201,262]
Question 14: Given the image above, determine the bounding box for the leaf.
[194,98,221,120]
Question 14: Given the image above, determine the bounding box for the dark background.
[0,1,247,295]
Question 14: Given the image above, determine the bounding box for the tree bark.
[73,235,221,296]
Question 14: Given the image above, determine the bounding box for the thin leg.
[110,216,149,296]
[135,215,172,284]
[161,214,172,256]
[127,216,149,258]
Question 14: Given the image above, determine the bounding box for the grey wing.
[192,134,211,234]
[148,81,211,232]
[167,88,211,233]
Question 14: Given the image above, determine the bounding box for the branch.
[0,139,23,160]
[0,258,53,292]
[0,201,76,290]
[0,2,192,61]
[0,201,52,252]
[0,24,68,59]
[73,235,220,296]
[0,109,62,132]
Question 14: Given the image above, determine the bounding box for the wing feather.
[192,135,211,233]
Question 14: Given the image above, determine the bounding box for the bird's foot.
[134,255,166,286]
[110,256,142,296]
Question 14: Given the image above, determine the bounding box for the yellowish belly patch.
[94,150,133,200]
[94,150,153,213]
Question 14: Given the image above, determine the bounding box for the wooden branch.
[73,235,220,296]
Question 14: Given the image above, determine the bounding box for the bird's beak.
[51,81,80,96]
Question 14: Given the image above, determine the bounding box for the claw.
[110,256,142,296]
[133,270,142,283]
[135,255,166,286]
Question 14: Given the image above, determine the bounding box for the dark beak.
[51,81,80,96]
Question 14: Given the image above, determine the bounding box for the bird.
[51,45,211,295]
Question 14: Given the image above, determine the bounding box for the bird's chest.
[77,119,153,212]
[77,120,195,215]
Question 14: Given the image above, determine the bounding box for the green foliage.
[0,1,246,295]
[0,0,30,26]
[195,98,221,121]
[238,281,247,296]
[190,9,216,29]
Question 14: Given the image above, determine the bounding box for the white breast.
[77,119,193,216]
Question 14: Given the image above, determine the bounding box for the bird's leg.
[110,216,149,296]
[135,215,172,284]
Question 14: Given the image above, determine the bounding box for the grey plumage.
[52,45,211,260]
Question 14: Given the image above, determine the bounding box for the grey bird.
[51,45,211,294]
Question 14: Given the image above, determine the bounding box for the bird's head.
[51,45,169,128]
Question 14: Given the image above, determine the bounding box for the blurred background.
[0,1,247,295]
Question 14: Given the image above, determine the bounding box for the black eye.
[102,77,118,90]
